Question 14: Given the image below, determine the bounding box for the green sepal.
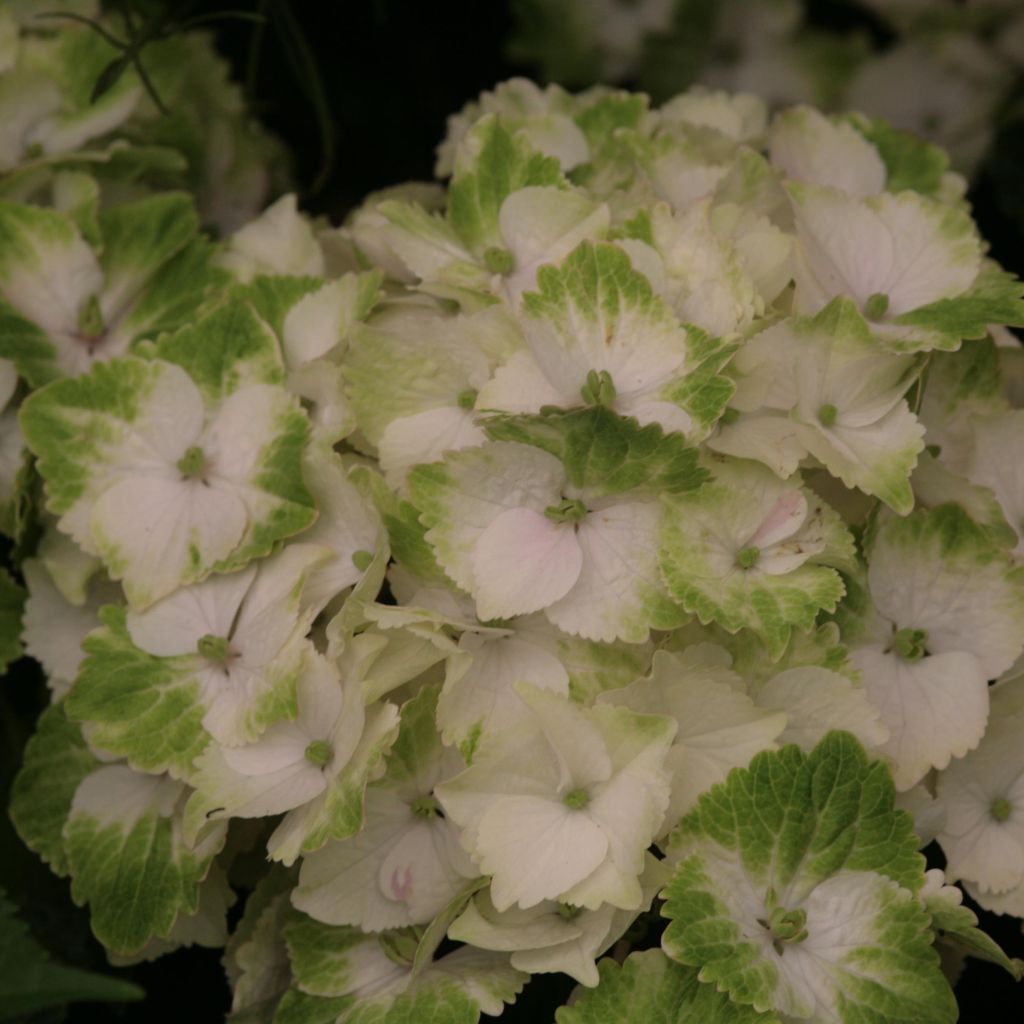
[65,605,208,779]
[555,949,781,1024]
[9,701,100,876]
[0,889,144,1020]
[484,407,707,499]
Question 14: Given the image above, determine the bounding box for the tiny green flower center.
[893,627,928,661]
[765,905,808,947]
[177,445,208,480]
[580,368,617,407]
[992,797,1013,823]
[483,246,515,274]
[558,903,582,922]
[817,403,838,428]
[736,545,760,569]
[304,740,332,766]
[197,634,232,662]
[564,787,590,810]
[545,498,588,524]
[77,294,105,341]
[457,387,478,410]
[351,549,374,572]
[411,795,442,818]
[720,407,740,425]
[864,292,890,320]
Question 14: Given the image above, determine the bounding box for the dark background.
[3,1,1024,1021]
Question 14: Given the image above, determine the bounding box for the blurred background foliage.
[2,0,1024,1020]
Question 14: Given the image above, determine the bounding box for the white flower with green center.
[294,447,386,615]
[368,116,608,304]
[710,300,926,513]
[66,544,329,774]
[345,302,519,489]
[0,192,224,385]
[479,240,733,441]
[788,182,1024,352]
[21,300,317,607]
[597,647,785,834]
[448,854,669,986]
[293,687,478,931]
[935,675,1024,899]
[183,651,400,865]
[660,457,854,658]
[848,507,1024,790]
[437,684,675,912]
[661,732,956,1024]
[410,409,704,642]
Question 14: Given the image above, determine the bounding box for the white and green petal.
[598,647,786,834]
[555,949,780,1024]
[216,193,325,282]
[788,183,983,350]
[935,676,1024,895]
[482,240,731,439]
[769,105,886,197]
[63,765,228,956]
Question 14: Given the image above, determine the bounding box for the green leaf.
[555,950,781,1024]
[9,701,100,876]
[0,566,24,673]
[447,115,563,252]
[0,888,144,1019]
[66,605,208,778]
[661,732,954,1023]
[485,407,707,499]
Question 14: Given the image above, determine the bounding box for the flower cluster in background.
[3,14,1024,1022]
[510,0,1024,176]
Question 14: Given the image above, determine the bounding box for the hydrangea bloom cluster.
[511,0,1024,173]
[6,72,1024,1023]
